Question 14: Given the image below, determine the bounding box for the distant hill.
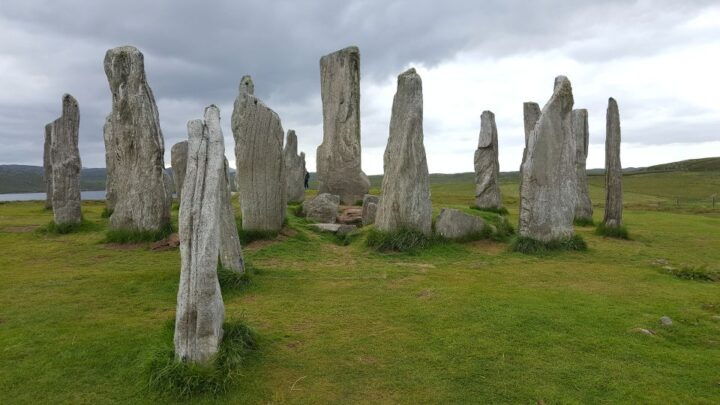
[2,157,718,194]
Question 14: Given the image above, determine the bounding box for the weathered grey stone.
[518,76,577,242]
[435,208,486,240]
[361,194,379,226]
[231,77,286,231]
[174,105,226,364]
[163,170,174,208]
[572,109,593,222]
[43,123,53,209]
[104,45,171,232]
[50,94,82,225]
[219,157,244,273]
[603,97,623,228]
[102,115,117,212]
[375,68,432,236]
[317,46,370,204]
[474,111,502,210]
[310,223,356,235]
[519,102,541,216]
[171,141,189,201]
[302,193,340,223]
[283,130,306,203]
[660,316,673,326]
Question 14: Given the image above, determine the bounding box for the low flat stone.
[337,206,363,225]
[302,193,340,223]
[435,208,486,240]
[311,223,356,235]
[660,316,673,326]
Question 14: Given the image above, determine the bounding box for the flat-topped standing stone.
[102,115,117,212]
[219,157,244,273]
[361,194,379,226]
[43,123,53,209]
[519,102,541,216]
[518,76,577,242]
[104,46,171,232]
[603,98,623,228]
[375,68,432,236]
[317,46,370,204]
[50,94,82,225]
[171,141,189,201]
[474,110,502,210]
[231,77,286,231]
[284,130,306,203]
[572,109,593,222]
[174,105,226,364]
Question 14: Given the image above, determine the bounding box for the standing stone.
[43,123,53,210]
[474,111,502,210]
[361,194,379,226]
[231,76,286,232]
[171,141,189,201]
[103,115,117,212]
[317,46,370,204]
[50,94,82,225]
[519,102,541,216]
[375,68,432,236]
[174,105,226,364]
[283,130,306,203]
[219,157,244,273]
[104,46,171,232]
[603,98,623,228]
[518,76,577,242]
[573,109,593,222]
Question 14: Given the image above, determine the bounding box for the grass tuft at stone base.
[510,234,588,254]
[365,228,442,253]
[103,223,174,243]
[469,205,509,216]
[595,223,630,239]
[36,218,99,235]
[573,217,595,227]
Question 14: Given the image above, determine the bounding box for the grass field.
[0,171,719,404]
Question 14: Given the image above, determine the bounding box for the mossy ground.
[1,172,719,403]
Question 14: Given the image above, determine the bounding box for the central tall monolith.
[474,110,502,210]
[284,130,307,203]
[316,46,370,204]
[603,98,623,228]
[573,109,593,222]
[50,94,82,226]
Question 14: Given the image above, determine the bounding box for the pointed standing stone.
[603,98,623,228]
[474,110,502,210]
[375,68,432,236]
[43,123,53,210]
[171,141,189,201]
[174,105,226,364]
[102,115,117,213]
[518,76,577,242]
[573,109,593,222]
[317,46,370,204]
[104,46,171,232]
[219,157,244,273]
[283,130,306,203]
[231,77,286,232]
[50,94,82,225]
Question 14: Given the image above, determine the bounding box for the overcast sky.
[1,0,718,174]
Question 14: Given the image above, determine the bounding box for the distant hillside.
[645,157,720,172]
[0,165,106,194]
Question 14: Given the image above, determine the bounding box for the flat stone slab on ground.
[311,223,357,235]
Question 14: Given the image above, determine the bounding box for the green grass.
[37,218,99,234]
[596,223,630,239]
[365,228,441,252]
[469,205,509,216]
[510,234,588,254]
[104,223,174,243]
[574,217,595,227]
[217,265,252,292]
[100,207,113,218]
[664,265,720,282]
[0,170,719,403]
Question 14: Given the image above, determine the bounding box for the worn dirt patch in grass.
[2,225,40,233]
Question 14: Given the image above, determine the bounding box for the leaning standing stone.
[603,98,623,228]
[518,76,577,242]
[316,46,370,204]
[219,157,244,273]
[50,94,82,225]
[474,110,502,210]
[104,46,172,232]
[283,130,306,203]
[171,141,189,201]
[572,109,593,222]
[174,105,226,364]
[231,77,286,231]
[375,68,432,236]
[43,123,53,210]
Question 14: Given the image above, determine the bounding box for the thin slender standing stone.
[219,157,244,273]
[104,45,171,232]
[474,110,502,210]
[283,130,306,203]
[171,141,189,201]
[43,123,53,210]
[375,68,432,236]
[102,115,117,212]
[572,109,593,222]
[518,76,577,242]
[50,94,82,225]
[231,76,286,231]
[317,46,370,204]
[603,98,623,228]
[174,105,226,364]
[519,102,541,216]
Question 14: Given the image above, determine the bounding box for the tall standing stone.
[518,76,577,242]
[283,130,306,203]
[519,102,541,216]
[174,105,226,364]
[50,94,82,225]
[219,157,244,273]
[375,68,432,236]
[572,109,593,222]
[43,123,53,210]
[317,46,370,204]
[231,77,286,232]
[104,46,171,232]
[603,98,623,228]
[171,141,189,201]
[474,110,502,210]
[102,115,118,212]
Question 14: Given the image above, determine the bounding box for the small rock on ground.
[660,316,673,326]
